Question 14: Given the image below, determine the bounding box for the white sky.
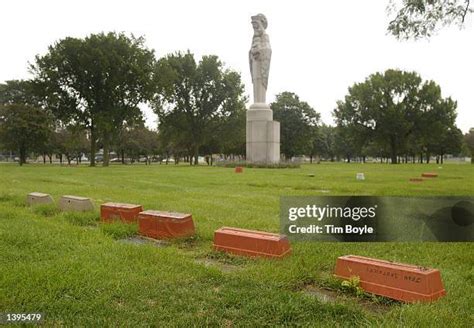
[1,0,473,132]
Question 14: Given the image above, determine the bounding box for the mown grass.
[0,163,472,327]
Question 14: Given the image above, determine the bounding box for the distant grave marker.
[59,195,94,212]
[26,192,54,206]
[356,173,365,180]
[235,166,243,173]
[422,172,438,178]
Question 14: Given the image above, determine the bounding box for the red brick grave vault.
[101,202,143,223]
[138,210,195,239]
[334,255,446,302]
[213,227,291,258]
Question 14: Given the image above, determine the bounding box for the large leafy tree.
[152,52,246,165]
[31,32,156,166]
[0,104,53,165]
[0,80,54,165]
[388,0,473,39]
[271,92,320,159]
[334,69,457,164]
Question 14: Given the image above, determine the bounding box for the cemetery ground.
[0,163,472,327]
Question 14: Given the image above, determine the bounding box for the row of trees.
[1,67,472,165]
[333,70,465,164]
[0,33,248,166]
[1,16,473,165]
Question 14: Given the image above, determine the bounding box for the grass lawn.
[0,163,473,327]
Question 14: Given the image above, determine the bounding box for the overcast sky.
[1,0,473,132]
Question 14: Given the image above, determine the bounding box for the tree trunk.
[102,136,110,167]
[19,146,26,166]
[390,138,397,164]
[440,154,444,164]
[59,154,63,165]
[90,124,96,167]
[49,154,53,164]
[426,152,431,164]
[121,150,125,164]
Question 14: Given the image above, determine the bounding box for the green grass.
[0,163,472,327]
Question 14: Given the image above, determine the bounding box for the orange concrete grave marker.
[421,172,438,178]
[213,227,291,258]
[334,255,446,302]
[101,202,143,223]
[138,210,195,239]
[26,192,54,206]
[235,166,243,173]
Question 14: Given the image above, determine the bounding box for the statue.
[246,14,280,164]
[249,14,271,104]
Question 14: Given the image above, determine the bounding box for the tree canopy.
[333,69,459,163]
[271,92,320,159]
[388,0,473,39]
[152,52,246,164]
[0,104,53,165]
[31,32,156,166]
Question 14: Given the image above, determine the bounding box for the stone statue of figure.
[249,14,271,104]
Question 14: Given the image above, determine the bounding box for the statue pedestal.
[246,103,280,164]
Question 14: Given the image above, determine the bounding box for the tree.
[0,104,53,165]
[433,126,463,163]
[152,52,246,165]
[31,32,156,167]
[56,127,89,165]
[124,127,159,164]
[0,80,40,106]
[271,92,320,159]
[312,124,337,161]
[334,69,457,164]
[388,0,473,39]
[465,128,474,163]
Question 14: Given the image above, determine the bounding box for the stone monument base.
[246,103,280,163]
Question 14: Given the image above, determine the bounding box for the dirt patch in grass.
[118,236,169,248]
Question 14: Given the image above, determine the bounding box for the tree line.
[0,32,473,166]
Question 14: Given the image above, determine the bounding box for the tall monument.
[246,14,280,163]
